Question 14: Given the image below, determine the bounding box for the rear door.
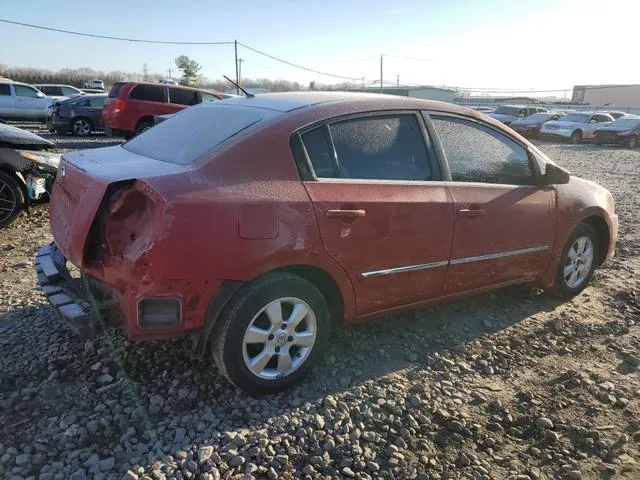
[428,113,555,293]
[167,87,198,112]
[0,84,14,116]
[88,96,106,127]
[128,84,167,123]
[298,112,455,316]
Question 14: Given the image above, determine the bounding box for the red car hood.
[50,146,186,266]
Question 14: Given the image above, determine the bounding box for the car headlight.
[17,150,62,170]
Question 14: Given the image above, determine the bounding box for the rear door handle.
[326,209,366,218]
[457,208,486,217]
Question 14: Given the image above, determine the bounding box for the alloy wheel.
[0,179,17,224]
[73,119,91,136]
[242,297,317,380]
[563,236,594,289]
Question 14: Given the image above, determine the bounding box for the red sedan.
[35,92,618,394]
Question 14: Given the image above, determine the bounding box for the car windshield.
[493,106,520,115]
[559,113,590,123]
[122,104,280,165]
[610,117,640,128]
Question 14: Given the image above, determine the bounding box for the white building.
[572,84,640,108]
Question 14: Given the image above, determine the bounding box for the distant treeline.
[0,65,353,93]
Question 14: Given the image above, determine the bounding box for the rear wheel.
[72,117,92,136]
[135,119,154,136]
[210,272,330,395]
[569,130,582,145]
[552,223,599,299]
[0,171,25,228]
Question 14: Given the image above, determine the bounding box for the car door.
[168,87,198,112]
[87,96,106,127]
[298,112,455,316]
[0,84,14,116]
[428,113,556,294]
[584,114,612,139]
[13,84,48,118]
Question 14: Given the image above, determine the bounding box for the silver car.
[488,105,548,126]
[540,112,614,144]
[0,80,55,120]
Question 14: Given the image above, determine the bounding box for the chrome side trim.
[360,245,549,278]
[450,245,549,265]
[361,260,449,278]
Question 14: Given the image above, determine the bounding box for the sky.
[1,0,639,94]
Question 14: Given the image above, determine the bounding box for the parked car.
[0,80,55,121]
[489,105,548,125]
[81,88,105,94]
[540,112,614,144]
[102,82,224,138]
[510,112,564,138]
[604,110,627,120]
[35,93,618,394]
[594,115,640,148]
[472,106,494,113]
[0,123,60,227]
[84,79,105,90]
[47,94,107,136]
[33,84,85,99]
[159,79,178,85]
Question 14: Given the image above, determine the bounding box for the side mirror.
[542,163,570,185]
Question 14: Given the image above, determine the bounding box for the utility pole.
[238,59,244,87]
[380,55,383,94]
[361,76,366,89]
[396,74,399,87]
[234,40,240,95]
[166,67,173,79]
[143,63,148,82]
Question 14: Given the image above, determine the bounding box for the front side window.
[73,98,90,107]
[168,87,198,106]
[62,87,80,96]
[14,85,41,98]
[130,85,164,102]
[89,97,106,108]
[431,116,535,185]
[306,114,431,181]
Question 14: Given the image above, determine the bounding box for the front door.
[298,113,455,316]
[13,84,48,118]
[429,114,556,293]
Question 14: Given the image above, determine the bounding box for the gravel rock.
[535,417,554,430]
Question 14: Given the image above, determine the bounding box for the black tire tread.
[0,171,25,228]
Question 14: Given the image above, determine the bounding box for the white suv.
[83,79,105,90]
[0,81,54,120]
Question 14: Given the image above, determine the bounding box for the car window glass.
[89,97,106,107]
[325,114,431,181]
[62,87,79,96]
[594,114,610,122]
[201,92,218,103]
[301,127,336,178]
[169,87,199,106]
[74,98,90,107]
[14,85,41,98]
[431,116,535,185]
[0,84,10,95]
[130,84,164,102]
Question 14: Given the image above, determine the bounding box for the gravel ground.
[1,132,639,480]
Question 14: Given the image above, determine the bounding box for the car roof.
[0,79,32,86]
[220,91,469,114]
[33,84,78,88]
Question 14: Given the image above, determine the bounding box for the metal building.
[572,85,640,108]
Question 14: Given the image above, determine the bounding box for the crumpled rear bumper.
[34,244,97,338]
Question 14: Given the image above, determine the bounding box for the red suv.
[102,82,223,138]
[36,93,618,394]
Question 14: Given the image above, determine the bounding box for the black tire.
[569,130,582,145]
[210,272,330,395]
[72,117,93,137]
[627,135,637,149]
[0,171,26,228]
[135,119,154,136]
[551,223,599,299]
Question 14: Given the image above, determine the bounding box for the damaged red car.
[35,92,618,394]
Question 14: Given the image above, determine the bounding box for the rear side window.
[74,98,90,107]
[431,116,534,185]
[62,87,80,96]
[168,87,198,106]
[39,86,61,96]
[201,91,219,103]
[123,104,279,165]
[89,97,106,107]
[325,114,432,181]
[130,85,164,102]
[108,83,124,98]
[301,127,336,178]
[0,84,10,96]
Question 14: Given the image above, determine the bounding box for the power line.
[238,42,360,81]
[0,18,233,45]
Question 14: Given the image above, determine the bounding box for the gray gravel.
[1,134,639,479]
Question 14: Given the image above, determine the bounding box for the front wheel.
[552,224,599,299]
[210,272,330,395]
[72,117,92,136]
[0,171,26,228]
[569,130,582,145]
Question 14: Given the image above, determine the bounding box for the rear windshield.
[108,83,124,98]
[122,104,279,165]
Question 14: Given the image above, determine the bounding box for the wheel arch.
[582,214,610,266]
[135,116,155,131]
[0,163,28,207]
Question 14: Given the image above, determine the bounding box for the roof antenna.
[223,75,254,98]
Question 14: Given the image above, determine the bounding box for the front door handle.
[457,208,486,217]
[326,209,366,218]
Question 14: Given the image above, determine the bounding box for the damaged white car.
[0,123,60,227]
